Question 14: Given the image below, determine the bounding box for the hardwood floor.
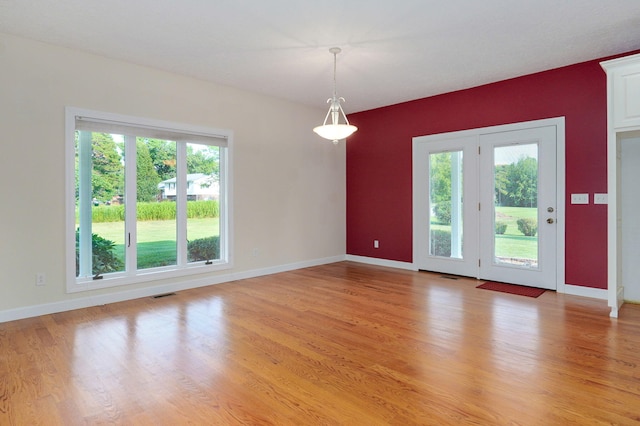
[2,262,640,425]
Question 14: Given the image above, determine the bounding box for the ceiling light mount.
[313,47,357,144]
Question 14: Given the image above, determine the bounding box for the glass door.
[413,121,560,290]
[479,126,557,289]
[413,136,479,277]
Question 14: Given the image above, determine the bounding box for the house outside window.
[158,174,220,201]
[65,107,233,292]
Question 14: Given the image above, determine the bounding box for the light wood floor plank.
[1,262,640,425]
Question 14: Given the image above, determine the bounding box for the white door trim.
[412,117,566,292]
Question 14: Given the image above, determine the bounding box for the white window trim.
[65,107,234,293]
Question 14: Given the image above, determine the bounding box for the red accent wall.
[346,54,634,289]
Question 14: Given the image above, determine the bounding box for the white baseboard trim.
[1,255,608,323]
[562,284,607,300]
[0,255,346,324]
[346,255,607,301]
[345,254,416,271]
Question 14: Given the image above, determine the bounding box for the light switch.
[594,193,608,204]
[571,193,589,204]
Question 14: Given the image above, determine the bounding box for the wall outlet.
[570,193,589,204]
[36,273,46,286]
[374,240,379,249]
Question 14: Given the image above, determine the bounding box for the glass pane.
[186,143,220,263]
[429,150,463,259]
[137,138,177,269]
[493,143,538,268]
[75,131,126,277]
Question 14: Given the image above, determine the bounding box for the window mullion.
[124,134,137,274]
[78,131,93,277]
[176,142,187,266]
[218,148,228,262]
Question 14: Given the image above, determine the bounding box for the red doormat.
[476,281,546,298]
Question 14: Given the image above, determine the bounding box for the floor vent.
[152,292,176,299]
[440,275,459,280]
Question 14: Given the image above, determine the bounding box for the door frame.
[412,117,566,292]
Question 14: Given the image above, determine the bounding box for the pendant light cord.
[333,50,338,100]
[328,46,342,102]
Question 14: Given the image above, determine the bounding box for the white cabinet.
[601,53,640,317]
[605,55,640,129]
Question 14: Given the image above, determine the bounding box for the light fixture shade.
[313,123,358,143]
[314,47,357,144]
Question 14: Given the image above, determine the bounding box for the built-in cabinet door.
[611,63,640,129]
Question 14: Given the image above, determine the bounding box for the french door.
[413,119,563,290]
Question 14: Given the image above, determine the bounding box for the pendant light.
[313,47,357,144]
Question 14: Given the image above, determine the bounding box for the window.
[65,107,232,292]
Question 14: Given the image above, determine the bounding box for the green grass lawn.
[494,234,537,260]
[430,206,538,260]
[91,218,219,269]
[494,207,537,260]
[495,206,537,236]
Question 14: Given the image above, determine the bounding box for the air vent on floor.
[152,292,176,299]
[440,275,459,280]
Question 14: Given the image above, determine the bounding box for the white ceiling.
[2,1,640,113]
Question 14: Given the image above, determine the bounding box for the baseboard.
[345,255,607,301]
[0,255,346,324]
[345,254,415,271]
[562,284,607,300]
[1,255,607,323]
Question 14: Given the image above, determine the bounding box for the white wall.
[621,135,640,303]
[0,33,346,319]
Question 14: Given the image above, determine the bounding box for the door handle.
[547,218,554,224]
